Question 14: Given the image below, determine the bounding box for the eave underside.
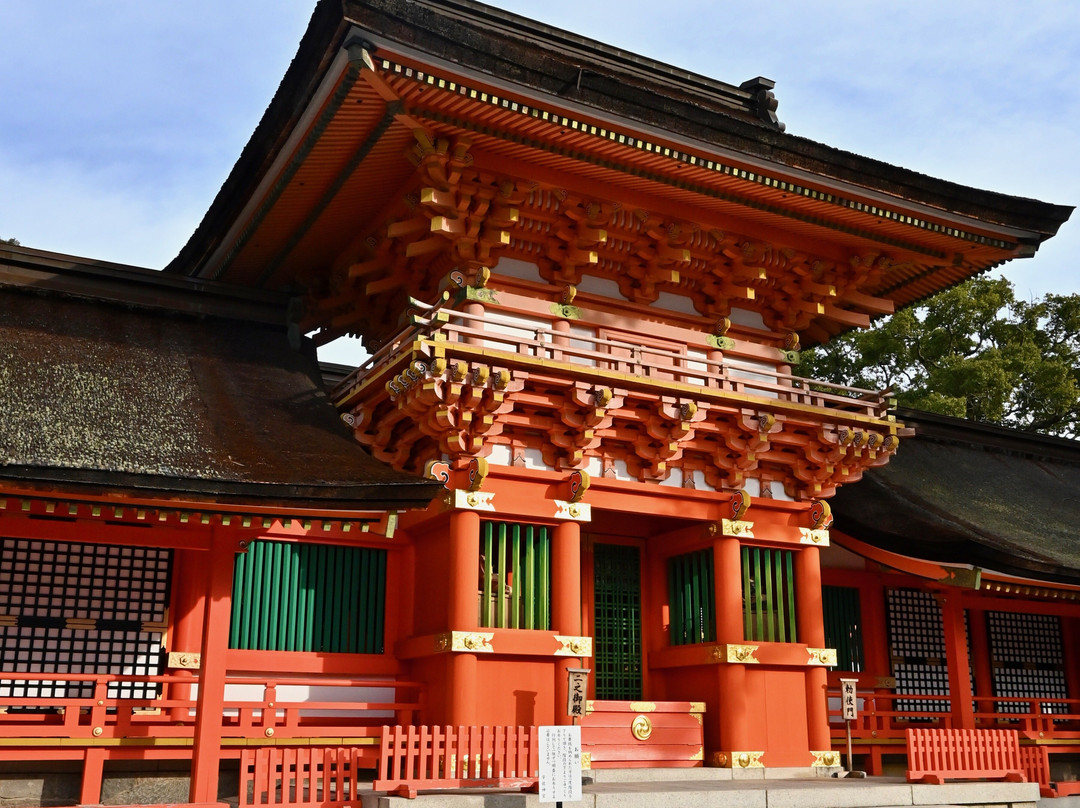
[167,10,1070,348]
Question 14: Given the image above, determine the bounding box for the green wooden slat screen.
[823,585,864,671]
[667,548,715,645]
[479,521,550,630]
[741,546,797,643]
[230,540,386,653]
[594,543,642,699]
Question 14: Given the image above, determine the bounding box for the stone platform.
[358,768,1042,808]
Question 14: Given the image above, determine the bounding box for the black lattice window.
[593,544,642,700]
[0,539,171,700]
[887,588,951,713]
[988,611,1068,715]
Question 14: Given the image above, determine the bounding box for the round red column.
[714,534,750,753]
[795,545,831,753]
[552,520,582,724]
[447,509,480,725]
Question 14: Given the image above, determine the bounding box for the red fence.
[374,725,539,799]
[239,747,364,808]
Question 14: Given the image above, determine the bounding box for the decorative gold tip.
[799,527,830,546]
[554,635,593,657]
[719,644,759,664]
[807,647,838,666]
[721,519,755,537]
[168,651,201,669]
[811,750,840,767]
[732,751,764,768]
[689,702,706,713]
[690,748,704,761]
[450,631,494,653]
[628,702,657,713]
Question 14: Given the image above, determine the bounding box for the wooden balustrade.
[826,687,1080,741]
[0,672,424,741]
[333,304,891,420]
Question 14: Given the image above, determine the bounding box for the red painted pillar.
[169,548,203,721]
[714,534,749,753]
[552,521,582,724]
[938,591,974,728]
[189,528,236,803]
[448,509,480,725]
[796,545,830,752]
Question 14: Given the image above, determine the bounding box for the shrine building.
[0,0,1074,803]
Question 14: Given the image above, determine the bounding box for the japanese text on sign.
[539,725,582,803]
[840,678,858,720]
[566,667,590,719]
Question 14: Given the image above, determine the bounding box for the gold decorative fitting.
[452,489,495,512]
[812,750,840,767]
[628,702,657,713]
[707,334,736,351]
[450,631,494,653]
[265,728,275,737]
[721,519,754,537]
[168,652,201,670]
[733,751,764,768]
[580,752,592,770]
[799,527,830,546]
[723,644,760,664]
[592,386,613,407]
[807,648,838,666]
[554,635,593,657]
[755,412,776,432]
[630,715,653,741]
[690,749,704,761]
[875,676,897,689]
[434,633,451,652]
[92,727,103,737]
[562,285,577,305]
[553,500,591,522]
[710,752,728,768]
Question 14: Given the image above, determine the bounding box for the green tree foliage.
[796,277,1080,437]
[0,237,19,245]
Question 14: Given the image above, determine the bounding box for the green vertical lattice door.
[593,543,642,700]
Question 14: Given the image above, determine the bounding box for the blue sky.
[2,1,1077,322]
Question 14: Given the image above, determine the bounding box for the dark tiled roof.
[831,409,1080,584]
[0,254,438,511]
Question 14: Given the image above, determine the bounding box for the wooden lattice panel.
[594,544,642,700]
[887,588,951,713]
[0,538,170,699]
[988,611,1068,714]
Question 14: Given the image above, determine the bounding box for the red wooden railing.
[0,672,424,805]
[239,747,364,808]
[826,688,1080,741]
[374,725,539,799]
[906,727,1025,785]
[333,303,892,420]
[0,672,423,740]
